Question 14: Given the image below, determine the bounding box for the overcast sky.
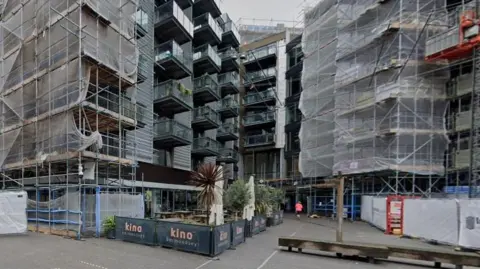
[219,0,307,27]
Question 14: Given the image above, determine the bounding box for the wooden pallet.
[28,225,79,239]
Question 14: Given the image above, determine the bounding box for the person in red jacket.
[295,201,303,219]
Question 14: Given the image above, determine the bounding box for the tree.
[190,163,224,225]
[269,187,285,211]
[254,184,271,215]
[224,179,251,220]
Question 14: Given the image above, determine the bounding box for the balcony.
[216,122,239,141]
[244,133,275,147]
[244,111,276,129]
[135,9,148,39]
[155,40,192,80]
[244,67,277,91]
[193,44,221,74]
[192,106,220,130]
[220,16,240,48]
[217,148,238,163]
[218,97,239,118]
[193,74,220,104]
[218,47,239,72]
[193,13,222,46]
[155,0,194,45]
[218,71,239,96]
[153,119,193,149]
[243,43,278,71]
[244,88,276,108]
[153,80,193,116]
[285,104,302,132]
[84,92,145,131]
[192,137,219,156]
[193,0,221,19]
[137,54,148,83]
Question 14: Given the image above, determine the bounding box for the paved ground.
[0,216,468,269]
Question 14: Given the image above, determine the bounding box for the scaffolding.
[299,0,450,197]
[0,0,151,236]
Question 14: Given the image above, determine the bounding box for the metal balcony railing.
[155,0,194,37]
[244,111,275,126]
[153,119,193,142]
[153,80,193,106]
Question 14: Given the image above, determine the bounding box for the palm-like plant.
[190,163,224,225]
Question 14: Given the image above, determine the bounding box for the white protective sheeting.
[0,191,27,234]
[360,195,373,223]
[371,197,386,230]
[458,199,480,249]
[403,199,459,245]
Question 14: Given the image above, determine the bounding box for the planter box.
[231,219,246,246]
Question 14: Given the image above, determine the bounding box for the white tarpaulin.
[372,197,386,230]
[403,199,459,245]
[361,195,373,223]
[0,191,27,234]
[458,199,480,249]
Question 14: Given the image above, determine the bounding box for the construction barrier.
[361,196,480,249]
[0,191,27,235]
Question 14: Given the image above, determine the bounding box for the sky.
[219,0,308,28]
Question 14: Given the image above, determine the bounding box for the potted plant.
[224,179,251,221]
[102,216,116,239]
[190,163,224,225]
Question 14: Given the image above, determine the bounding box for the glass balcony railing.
[193,137,219,152]
[244,111,275,125]
[218,122,239,135]
[222,19,240,42]
[155,0,194,37]
[86,92,144,122]
[153,119,193,142]
[218,47,238,61]
[193,106,219,123]
[218,71,239,86]
[193,44,221,68]
[245,133,275,146]
[138,54,149,80]
[245,67,277,82]
[220,97,238,110]
[135,9,148,36]
[244,88,276,105]
[155,40,192,70]
[153,80,193,106]
[193,74,220,95]
[244,43,277,63]
[219,148,238,160]
[194,13,223,41]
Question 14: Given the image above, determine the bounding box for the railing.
[245,67,277,82]
[243,88,276,105]
[218,46,238,60]
[220,97,238,110]
[219,148,238,160]
[193,44,221,68]
[218,122,239,135]
[244,133,275,146]
[138,54,149,79]
[194,13,223,41]
[244,111,275,126]
[244,43,277,63]
[85,92,144,122]
[218,71,239,86]
[222,19,240,42]
[155,0,194,37]
[153,80,193,106]
[135,9,148,35]
[193,137,219,152]
[153,149,167,166]
[193,106,219,123]
[155,40,192,71]
[85,132,130,158]
[193,74,220,95]
[286,104,302,124]
[153,119,193,142]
